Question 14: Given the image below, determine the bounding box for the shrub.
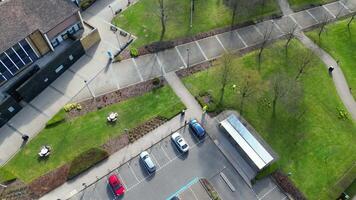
[144,41,175,53]
[152,78,161,86]
[0,168,16,183]
[67,148,109,180]
[255,163,279,181]
[113,54,122,63]
[337,107,349,120]
[63,103,82,112]
[46,109,66,127]
[130,48,139,57]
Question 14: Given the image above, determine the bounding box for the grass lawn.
[182,39,356,199]
[113,0,280,48]
[1,86,184,183]
[288,0,336,10]
[307,17,356,100]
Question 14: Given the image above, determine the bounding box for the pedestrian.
[202,105,208,113]
[328,66,334,73]
[181,109,185,116]
[22,134,29,141]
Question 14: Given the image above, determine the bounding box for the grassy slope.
[308,18,356,99]
[113,0,280,48]
[182,39,356,199]
[3,86,184,183]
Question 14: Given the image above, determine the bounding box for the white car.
[171,132,189,152]
[140,151,156,173]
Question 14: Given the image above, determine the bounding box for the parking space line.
[160,144,172,161]
[150,152,161,168]
[127,163,140,182]
[288,15,302,29]
[195,41,209,60]
[117,172,127,190]
[254,25,264,37]
[258,185,277,200]
[323,5,336,18]
[272,20,284,35]
[175,46,187,68]
[131,58,144,81]
[155,54,166,75]
[189,187,199,200]
[339,1,351,12]
[306,10,319,23]
[234,31,248,47]
[215,35,228,52]
[281,196,288,200]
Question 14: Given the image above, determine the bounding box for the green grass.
[182,39,356,199]
[3,86,184,183]
[0,168,16,183]
[288,0,336,10]
[307,17,356,100]
[113,0,280,48]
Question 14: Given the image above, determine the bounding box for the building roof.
[0,0,79,53]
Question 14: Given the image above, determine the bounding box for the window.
[13,44,31,64]
[20,39,38,61]
[5,49,24,69]
[51,38,59,48]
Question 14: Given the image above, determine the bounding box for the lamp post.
[84,80,95,99]
[108,5,115,16]
[186,48,190,68]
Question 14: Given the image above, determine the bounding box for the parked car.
[108,174,125,197]
[171,132,189,152]
[189,119,206,138]
[140,151,156,173]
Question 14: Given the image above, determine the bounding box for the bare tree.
[156,0,168,41]
[217,53,234,108]
[284,24,298,57]
[237,69,261,114]
[295,51,314,80]
[347,13,355,33]
[318,14,330,43]
[257,24,273,70]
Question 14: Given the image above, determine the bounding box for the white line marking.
[254,25,264,36]
[117,172,127,190]
[195,41,209,60]
[323,5,336,18]
[150,152,161,168]
[339,1,352,12]
[288,15,302,29]
[234,31,248,47]
[175,46,187,68]
[259,185,277,200]
[127,163,140,182]
[160,143,172,161]
[189,187,199,200]
[155,54,166,75]
[272,20,284,36]
[306,10,319,23]
[281,196,288,200]
[215,35,227,52]
[131,58,144,81]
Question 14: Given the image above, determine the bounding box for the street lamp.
[108,5,115,16]
[84,80,95,99]
[186,48,190,68]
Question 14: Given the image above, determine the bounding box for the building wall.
[46,13,81,40]
[80,23,101,51]
[28,31,50,56]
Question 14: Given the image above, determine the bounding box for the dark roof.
[0,0,79,53]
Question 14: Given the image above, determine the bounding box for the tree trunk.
[272,96,277,117]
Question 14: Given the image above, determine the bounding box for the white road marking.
[189,187,199,200]
[150,151,161,168]
[160,143,172,161]
[258,185,277,200]
[195,41,209,60]
[117,172,127,190]
[254,25,264,37]
[234,31,248,47]
[215,35,228,52]
[131,58,144,81]
[306,10,319,23]
[272,20,284,36]
[288,15,302,29]
[155,54,166,75]
[175,46,187,68]
[127,163,140,182]
[339,1,352,13]
[323,5,336,18]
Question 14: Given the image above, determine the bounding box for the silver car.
[171,132,189,152]
[140,151,156,173]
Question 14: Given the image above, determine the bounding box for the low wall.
[80,21,101,51]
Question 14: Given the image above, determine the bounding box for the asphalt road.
[70,126,288,200]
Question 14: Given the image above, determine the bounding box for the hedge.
[67,148,109,180]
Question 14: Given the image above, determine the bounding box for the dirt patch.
[101,134,130,155]
[176,60,215,78]
[200,178,221,200]
[68,77,165,119]
[28,164,70,198]
[128,116,168,143]
[0,180,35,200]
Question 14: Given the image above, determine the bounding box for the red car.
[108,174,125,196]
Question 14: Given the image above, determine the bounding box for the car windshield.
[195,124,204,133]
[113,183,122,190]
[182,144,188,149]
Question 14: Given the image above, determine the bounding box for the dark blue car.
[189,119,205,138]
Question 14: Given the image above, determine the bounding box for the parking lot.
[70,123,290,200]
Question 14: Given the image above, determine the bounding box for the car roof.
[140,151,149,158]
[109,174,119,184]
[145,156,155,168]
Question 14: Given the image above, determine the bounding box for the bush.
[0,168,16,183]
[46,109,66,127]
[113,55,122,63]
[67,148,109,180]
[130,48,139,57]
[255,163,279,180]
[63,103,82,112]
[337,107,349,120]
[144,41,175,53]
[152,78,161,86]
